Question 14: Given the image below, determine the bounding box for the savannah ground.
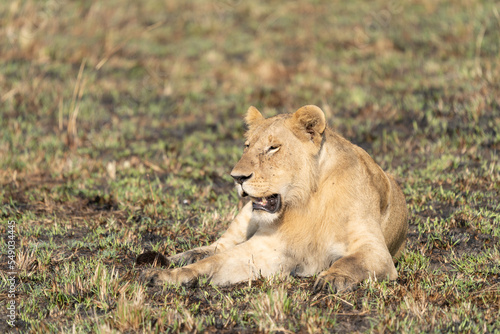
[1,0,499,333]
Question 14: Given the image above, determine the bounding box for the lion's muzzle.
[251,194,281,213]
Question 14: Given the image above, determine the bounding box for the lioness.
[139,105,408,292]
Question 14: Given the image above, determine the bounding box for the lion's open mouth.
[252,194,281,213]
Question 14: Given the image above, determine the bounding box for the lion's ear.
[245,106,264,127]
[292,105,326,142]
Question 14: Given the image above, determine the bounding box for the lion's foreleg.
[167,246,215,266]
[141,233,284,287]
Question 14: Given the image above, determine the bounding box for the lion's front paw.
[139,268,173,287]
[313,271,357,294]
[168,249,211,266]
[139,267,199,288]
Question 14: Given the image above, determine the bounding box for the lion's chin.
[251,194,281,214]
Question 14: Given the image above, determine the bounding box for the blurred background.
[1,1,499,183]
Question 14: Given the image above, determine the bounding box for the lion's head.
[231,105,327,221]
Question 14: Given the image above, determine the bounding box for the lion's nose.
[231,173,253,185]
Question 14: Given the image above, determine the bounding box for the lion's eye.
[267,145,280,154]
[244,142,250,150]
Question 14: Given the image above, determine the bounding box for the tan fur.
[139,105,408,292]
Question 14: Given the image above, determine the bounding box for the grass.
[1,0,499,332]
